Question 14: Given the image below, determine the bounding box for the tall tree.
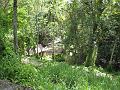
[13,0,18,54]
[85,0,106,66]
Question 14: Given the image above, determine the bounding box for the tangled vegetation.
[0,56,120,90]
[0,0,120,89]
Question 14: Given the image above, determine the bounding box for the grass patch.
[0,56,120,90]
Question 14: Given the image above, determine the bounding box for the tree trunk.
[52,36,55,61]
[85,0,104,67]
[85,21,98,67]
[13,0,18,54]
[35,15,39,58]
[107,38,117,70]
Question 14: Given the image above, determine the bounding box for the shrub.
[54,54,65,62]
[0,55,38,88]
[1,56,120,90]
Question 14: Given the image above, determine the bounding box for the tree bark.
[108,38,117,69]
[13,0,18,54]
[85,0,105,67]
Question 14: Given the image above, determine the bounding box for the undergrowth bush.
[0,56,38,88]
[36,62,120,90]
[0,56,120,90]
[54,54,65,62]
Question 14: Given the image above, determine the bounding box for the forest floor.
[0,56,120,90]
[20,56,120,90]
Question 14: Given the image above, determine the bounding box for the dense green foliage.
[0,0,120,89]
[0,57,120,90]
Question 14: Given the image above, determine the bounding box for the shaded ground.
[0,80,32,90]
